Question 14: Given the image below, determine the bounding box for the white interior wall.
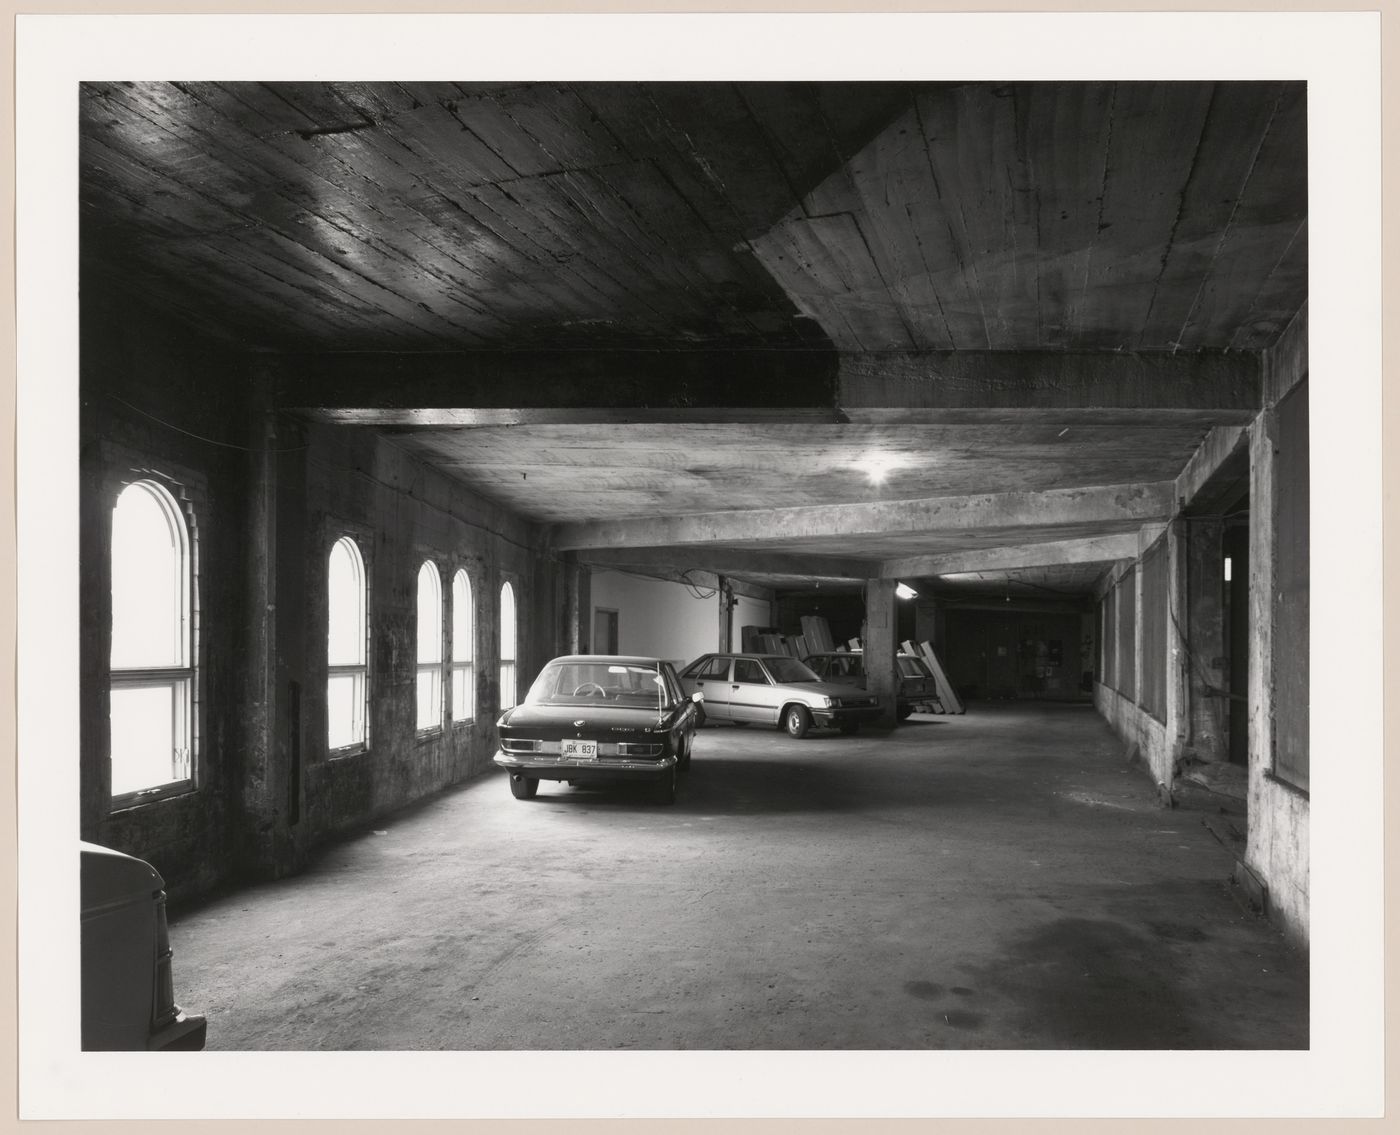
[734,594,773,642]
[588,570,719,668]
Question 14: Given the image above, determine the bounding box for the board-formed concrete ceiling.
[80,80,1307,597]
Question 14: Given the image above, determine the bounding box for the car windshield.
[765,657,821,684]
[524,661,672,709]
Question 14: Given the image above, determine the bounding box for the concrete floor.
[171,702,1308,1050]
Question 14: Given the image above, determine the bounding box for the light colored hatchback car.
[678,652,882,738]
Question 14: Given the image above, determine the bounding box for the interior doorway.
[593,607,619,655]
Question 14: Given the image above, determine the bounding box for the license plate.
[562,739,598,761]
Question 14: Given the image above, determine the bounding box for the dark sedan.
[493,655,703,804]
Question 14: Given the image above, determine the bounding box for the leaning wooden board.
[904,639,964,714]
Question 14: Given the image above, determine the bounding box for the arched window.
[327,537,368,750]
[417,560,444,730]
[499,580,517,709]
[110,480,194,801]
[451,569,474,722]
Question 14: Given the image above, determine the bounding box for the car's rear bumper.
[494,752,676,782]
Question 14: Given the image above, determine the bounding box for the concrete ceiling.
[80,80,1307,599]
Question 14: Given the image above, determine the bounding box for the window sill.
[415,727,444,742]
[328,744,368,761]
[1264,768,1309,801]
[110,782,195,813]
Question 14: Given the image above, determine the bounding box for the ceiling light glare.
[854,454,902,485]
[895,582,918,600]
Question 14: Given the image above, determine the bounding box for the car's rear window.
[525,662,672,708]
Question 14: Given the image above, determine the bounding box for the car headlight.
[816,695,832,708]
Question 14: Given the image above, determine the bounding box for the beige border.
[5,1,1392,1131]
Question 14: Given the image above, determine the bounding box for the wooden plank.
[911,640,964,714]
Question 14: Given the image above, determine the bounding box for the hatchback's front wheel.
[783,704,812,739]
[509,773,539,800]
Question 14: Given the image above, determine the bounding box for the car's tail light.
[501,738,542,753]
[616,742,663,757]
[151,891,178,1030]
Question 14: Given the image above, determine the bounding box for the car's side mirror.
[691,691,704,703]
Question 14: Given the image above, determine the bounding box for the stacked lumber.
[741,625,778,652]
[903,639,965,714]
[800,615,836,654]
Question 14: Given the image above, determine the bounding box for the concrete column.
[1164,520,1188,764]
[1247,412,1276,786]
[241,404,296,878]
[563,558,581,655]
[1184,518,1228,761]
[717,576,733,652]
[864,578,899,727]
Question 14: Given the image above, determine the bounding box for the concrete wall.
[1241,306,1310,948]
[734,594,774,644]
[80,295,565,901]
[1093,303,1310,950]
[278,420,547,873]
[80,294,254,900]
[1093,555,1176,790]
[589,570,720,667]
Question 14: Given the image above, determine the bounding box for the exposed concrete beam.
[1263,300,1308,407]
[1176,426,1250,513]
[268,350,840,424]
[881,533,1142,578]
[551,482,1176,551]
[575,546,876,581]
[838,351,1260,424]
[269,348,1261,427]
[581,560,773,603]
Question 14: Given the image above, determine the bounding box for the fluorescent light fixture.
[895,582,918,599]
[1224,556,1233,582]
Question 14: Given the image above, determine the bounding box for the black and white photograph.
[13,7,1386,1125]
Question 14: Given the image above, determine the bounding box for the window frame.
[499,578,518,710]
[327,533,370,755]
[450,567,475,724]
[106,467,201,811]
[416,558,446,734]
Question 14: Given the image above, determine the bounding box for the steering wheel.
[573,682,608,698]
